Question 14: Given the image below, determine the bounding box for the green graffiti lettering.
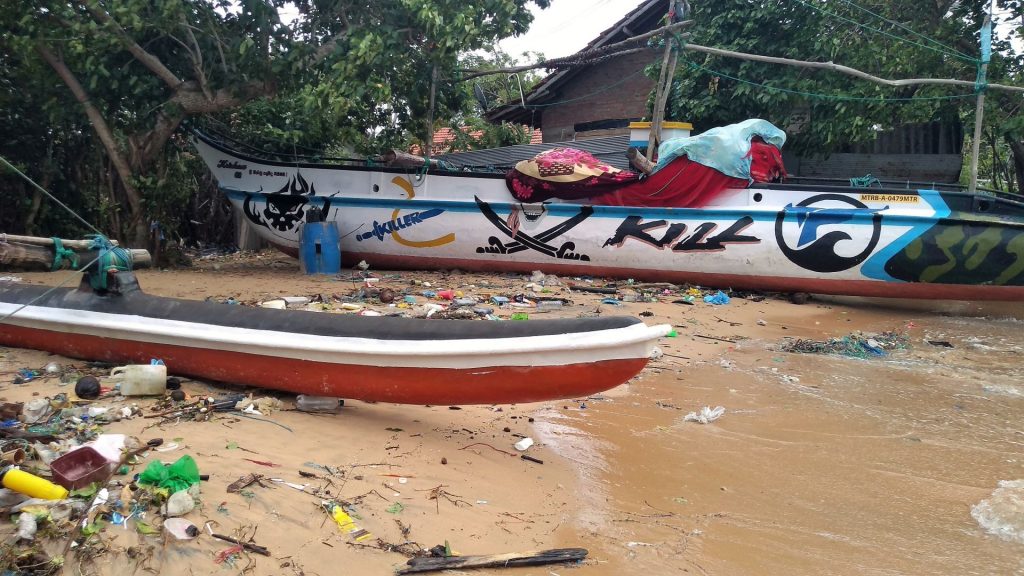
[994,233,1024,286]
[904,238,923,260]
[920,226,966,283]
[961,227,1003,270]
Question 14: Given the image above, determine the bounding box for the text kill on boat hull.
[194,133,1024,301]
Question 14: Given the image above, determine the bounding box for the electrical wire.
[791,0,980,63]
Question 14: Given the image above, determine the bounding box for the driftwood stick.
[694,334,736,344]
[210,533,271,556]
[458,443,517,458]
[568,284,619,294]
[399,548,587,574]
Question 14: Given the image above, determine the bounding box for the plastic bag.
[684,406,725,424]
[703,291,730,305]
[137,455,200,493]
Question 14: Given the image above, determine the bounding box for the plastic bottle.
[0,468,69,500]
[296,395,343,413]
[537,300,563,311]
[110,364,167,396]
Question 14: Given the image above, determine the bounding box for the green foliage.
[440,119,531,153]
[0,0,549,242]
[662,0,1020,157]
[0,48,103,237]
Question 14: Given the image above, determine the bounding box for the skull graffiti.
[242,172,318,231]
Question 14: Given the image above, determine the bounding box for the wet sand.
[1,253,1022,575]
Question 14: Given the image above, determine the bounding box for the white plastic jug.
[110,364,166,396]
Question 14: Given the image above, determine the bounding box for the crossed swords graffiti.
[474,197,593,261]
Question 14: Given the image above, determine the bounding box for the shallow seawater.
[544,299,1024,575]
[972,480,1024,545]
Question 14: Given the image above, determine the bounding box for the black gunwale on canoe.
[0,273,640,341]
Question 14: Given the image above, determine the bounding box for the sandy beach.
[1,252,1022,575]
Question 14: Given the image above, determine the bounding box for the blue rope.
[86,234,133,290]
[50,237,79,271]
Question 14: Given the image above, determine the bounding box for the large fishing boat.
[193,125,1024,301]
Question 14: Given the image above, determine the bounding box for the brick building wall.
[540,50,656,143]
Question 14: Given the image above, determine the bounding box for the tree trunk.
[36,44,148,247]
[23,157,52,236]
[1007,137,1024,197]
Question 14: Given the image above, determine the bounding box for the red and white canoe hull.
[0,279,668,405]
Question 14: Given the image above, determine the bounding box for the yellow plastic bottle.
[1,467,69,500]
[327,503,372,541]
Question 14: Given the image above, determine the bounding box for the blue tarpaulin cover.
[654,119,787,181]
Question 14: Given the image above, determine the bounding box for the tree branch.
[462,18,1022,95]
[181,21,212,101]
[460,20,693,80]
[681,42,1024,94]
[77,0,183,89]
[140,80,275,164]
[311,24,352,63]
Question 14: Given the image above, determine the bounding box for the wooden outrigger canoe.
[0,273,669,405]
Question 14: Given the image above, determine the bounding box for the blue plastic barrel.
[299,222,341,275]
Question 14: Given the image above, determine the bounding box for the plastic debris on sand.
[703,291,730,305]
[683,406,725,424]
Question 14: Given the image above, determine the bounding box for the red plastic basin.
[50,447,115,490]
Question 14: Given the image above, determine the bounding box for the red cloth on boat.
[505,139,786,207]
[506,147,641,203]
[588,137,786,207]
[748,138,787,183]
[587,157,746,208]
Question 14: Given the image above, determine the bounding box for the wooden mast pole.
[969,11,992,193]
[646,1,688,161]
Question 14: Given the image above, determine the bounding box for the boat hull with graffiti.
[194,132,1024,301]
[0,273,669,405]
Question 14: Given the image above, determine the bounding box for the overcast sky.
[496,0,642,61]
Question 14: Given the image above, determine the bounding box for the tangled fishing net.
[782,330,910,358]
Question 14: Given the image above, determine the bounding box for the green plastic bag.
[137,455,200,493]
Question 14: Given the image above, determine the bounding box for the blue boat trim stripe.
[223,187,948,227]
[860,189,950,282]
